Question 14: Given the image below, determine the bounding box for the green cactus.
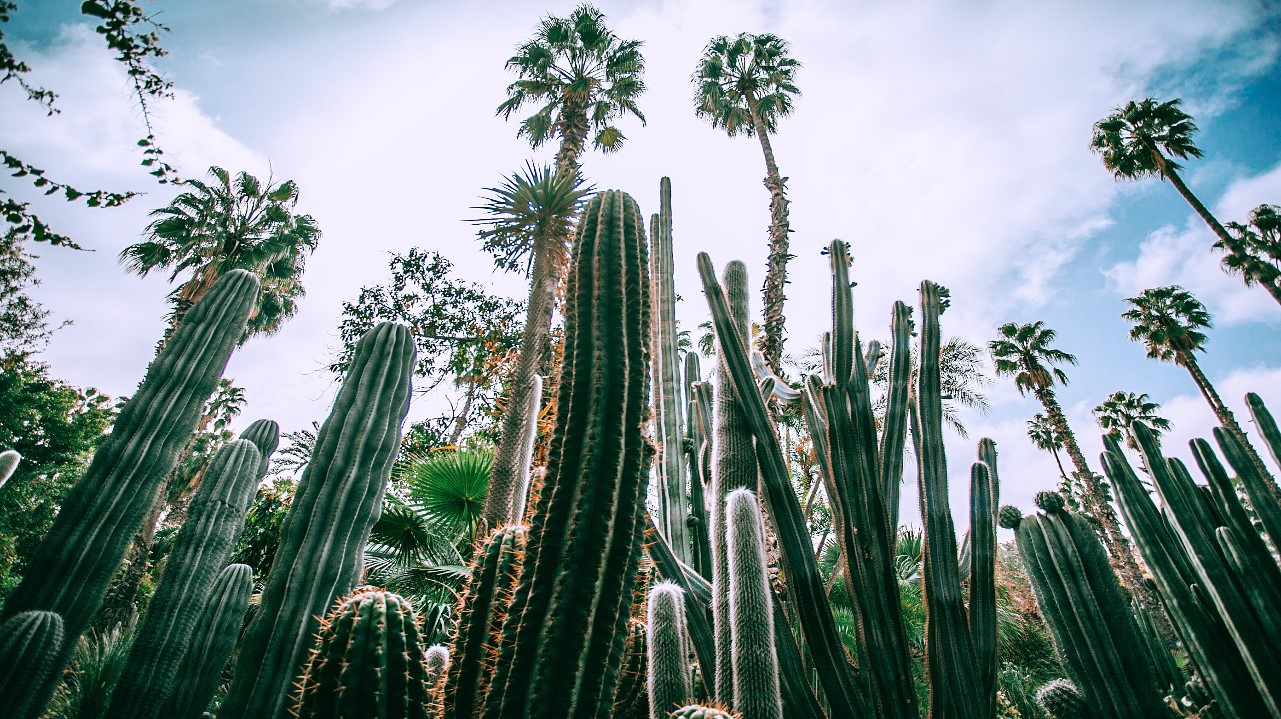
[1013,492,1167,719]
[441,525,526,719]
[0,269,258,719]
[0,610,64,719]
[1103,433,1272,718]
[106,438,263,719]
[0,448,18,489]
[222,321,414,719]
[683,354,714,581]
[615,618,649,719]
[651,176,691,564]
[293,589,434,719]
[708,259,755,706]
[670,705,737,719]
[647,581,694,719]
[1036,679,1091,719]
[480,190,652,719]
[239,418,281,480]
[425,644,450,687]
[510,374,542,522]
[724,488,781,719]
[165,563,254,719]
[971,439,999,718]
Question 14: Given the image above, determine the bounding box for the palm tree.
[470,164,589,528]
[1093,391,1171,450]
[693,32,801,375]
[1090,98,1279,304]
[119,166,321,340]
[1122,286,1279,498]
[496,4,646,180]
[989,321,1152,604]
[1026,413,1076,507]
[872,336,991,437]
[1219,204,1281,305]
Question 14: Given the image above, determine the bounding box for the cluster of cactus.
[292,588,436,719]
[1100,410,1281,716]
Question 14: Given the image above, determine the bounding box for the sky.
[4,0,1281,529]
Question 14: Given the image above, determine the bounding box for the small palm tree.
[1219,204,1281,305]
[1091,98,1280,305]
[497,4,646,178]
[693,32,801,375]
[470,164,590,529]
[1122,286,1279,494]
[119,166,321,340]
[990,321,1150,603]
[1093,391,1171,450]
[1026,413,1075,507]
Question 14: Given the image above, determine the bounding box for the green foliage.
[692,33,801,137]
[989,322,1076,395]
[1090,98,1202,181]
[470,162,591,275]
[0,355,113,604]
[399,448,491,541]
[231,475,295,582]
[1220,204,1281,291]
[44,621,134,719]
[0,231,59,354]
[1093,391,1170,448]
[1122,286,1211,362]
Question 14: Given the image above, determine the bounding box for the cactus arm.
[1212,425,1281,550]
[0,269,258,719]
[878,301,913,525]
[222,322,414,719]
[1245,392,1281,502]
[697,251,865,713]
[725,489,783,719]
[238,419,280,479]
[1192,438,1279,565]
[652,178,691,563]
[166,563,254,719]
[511,374,542,522]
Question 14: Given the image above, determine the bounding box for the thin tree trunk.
[448,377,478,447]
[1034,388,1163,617]
[1180,352,1281,503]
[745,95,792,377]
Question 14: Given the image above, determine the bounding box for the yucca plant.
[44,622,134,719]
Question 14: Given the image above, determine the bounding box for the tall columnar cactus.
[0,269,258,719]
[293,590,434,719]
[1005,492,1166,719]
[971,439,999,719]
[1103,422,1281,716]
[708,259,755,705]
[221,321,414,719]
[0,449,18,489]
[480,190,652,719]
[106,439,263,719]
[165,563,254,719]
[683,353,714,580]
[647,581,694,719]
[239,418,281,479]
[441,525,527,719]
[651,176,691,563]
[510,374,542,522]
[725,488,782,719]
[0,611,64,719]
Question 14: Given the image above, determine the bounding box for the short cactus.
[1034,490,1066,514]
[165,563,254,719]
[997,505,1024,530]
[725,488,781,719]
[1036,678,1091,719]
[425,644,450,687]
[669,705,738,719]
[647,581,693,719]
[0,611,64,719]
[293,590,434,719]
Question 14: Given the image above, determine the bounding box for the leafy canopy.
[1093,390,1171,444]
[496,3,646,155]
[1221,204,1281,288]
[989,321,1076,396]
[693,32,801,137]
[1090,97,1202,180]
[470,163,591,275]
[1122,285,1211,362]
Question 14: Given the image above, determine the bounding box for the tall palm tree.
[1026,413,1075,507]
[989,321,1152,605]
[1220,204,1281,305]
[119,166,321,340]
[1122,286,1279,499]
[1090,98,1278,304]
[470,164,589,528]
[496,4,646,180]
[1093,390,1171,451]
[693,32,801,375]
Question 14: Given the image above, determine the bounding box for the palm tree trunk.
[1179,352,1281,503]
[554,97,591,180]
[745,95,792,377]
[1157,156,1281,306]
[1033,388,1162,614]
[481,230,559,529]
[448,376,479,447]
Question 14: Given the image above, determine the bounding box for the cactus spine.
[0,449,18,489]
[294,590,434,719]
[481,190,652,719]
[1013,492,1165,719]
[647,581,694,719]
[1036,679,1091,719]
[651,177,691,563]
[0,611,64,719]
[166,563,254,719]
[725,488,781,719]
[107,439,263,719]
[222,321,414,719]
[0,269,258,719]
[708,259,755,705]
[441,525,527,719]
